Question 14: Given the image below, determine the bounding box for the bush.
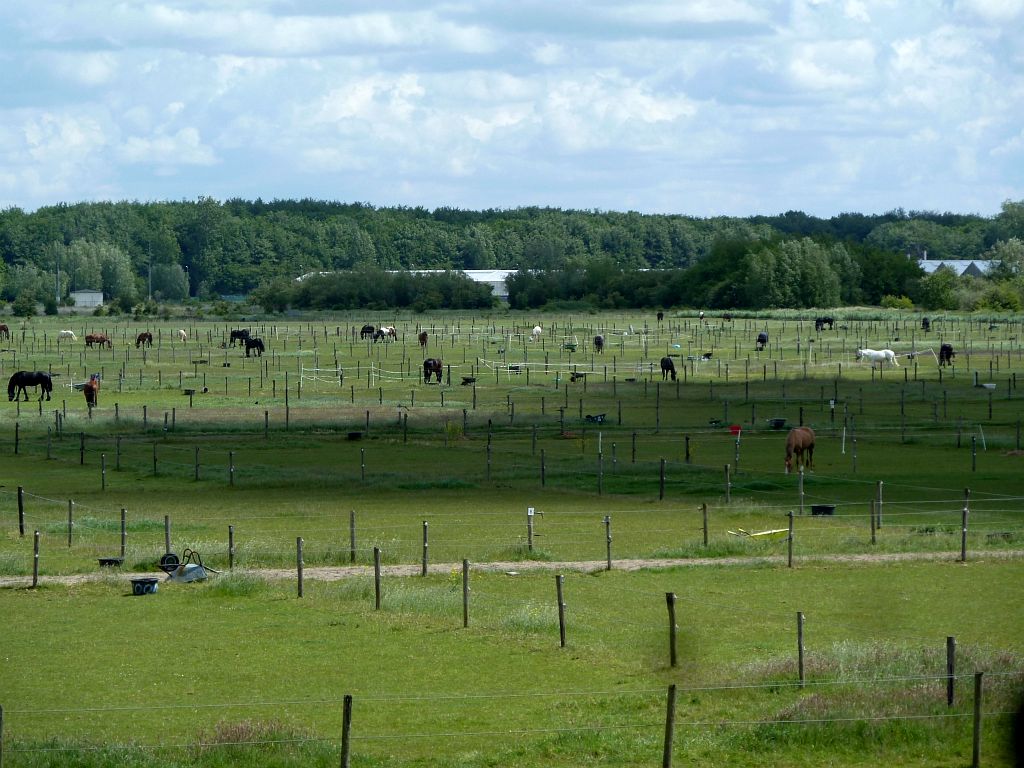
[880,294,914,309]
[11,294,36,317]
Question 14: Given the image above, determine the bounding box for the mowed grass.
[0,310,1023,766]
[1,560,1022,767]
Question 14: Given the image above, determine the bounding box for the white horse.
[856,348,899,368]
[531,325,542,342]
[58,329,77,343]
[176,329,187,343]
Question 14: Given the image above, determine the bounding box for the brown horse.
[82,375,100,407]
[423,358,443,383]
[418,331,428,349]
[785,427,815,474]
[0,324,9,341]
[135,331,153,348]
[660,356,676,381]
[85,333,111,348]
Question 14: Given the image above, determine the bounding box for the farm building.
[69,289,103,308]
[916,259,994,278]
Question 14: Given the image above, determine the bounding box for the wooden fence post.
[961,489,970,562]
[946,636,956,707]
[373,547,382,610]
[662,684,677,768]
[702,503,709,547]
[340,694,353,768]
[666,592,677,667]
[556,574,566,648]
[32,530,39,588]
[349,510,356,563]
[797,611,805,687]
[972,672,983,768]
[421,521,429,576]
[228,525,235,570]
[17,487,24,538]
[603,515,612,570]
[787,511,794,568]
[164,515,171,554]
[296,536,304,598]
[462,559,470,628]
[120,509,127,558]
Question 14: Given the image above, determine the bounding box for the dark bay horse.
[423,358,443,383]
[660,356,676,381]
[756,331,768,351]
[939,343,955,367]
[360,324,376,340]
[135,331,153,348]
[245,337,265,357]
[594,334,605,353]
[8,371,53,402]
[418,331,428,349]
[785,427,815,474]
[0,324,9,341]
[229,329,250,346]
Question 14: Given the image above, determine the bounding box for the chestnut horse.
[85,333,111,348]
[135,331,153,348]
[418,331,428,349]
[784,427,815,474]
[423,358,443,383]
[0,324,9,341]
[82,374,100,407]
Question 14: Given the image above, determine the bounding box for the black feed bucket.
[811,504,835,516]
[131,577,159,595]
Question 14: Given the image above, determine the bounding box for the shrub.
[880,294,913,309]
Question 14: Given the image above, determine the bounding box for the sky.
[1,0,1022,218]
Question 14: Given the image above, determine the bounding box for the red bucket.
[728,424,742,436]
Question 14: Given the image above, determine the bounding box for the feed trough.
[130,577,159,596]
[811,504,836,516]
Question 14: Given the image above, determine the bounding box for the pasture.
[0,309,1023,767]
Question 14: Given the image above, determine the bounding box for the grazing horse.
[814,316,834,332]
[660,356,677,381]
[58,329,77,343]
[423,358,443,384]
[229,329,250,346]
[531,325,542,342]
[418,331,428,349]
[0,324,9,341]
[380,325,397,340]
[722,313,733,322]
[921,317,931,332]
[939,343,955,367]
[785,427,815,474]
[135,331,153,348]
[856,348,898,368]
[756,332,768,351]
[594,334,605,353]
[360,324,376,340]
[177,329,188,343]
[244,337,265,357]
[656,311,664,323]
[82,374,100,408]
[8,371,52,402]
[85,333,111,348]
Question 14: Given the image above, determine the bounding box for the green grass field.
[1,309,1022,766]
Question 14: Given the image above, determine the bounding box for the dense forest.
[0,198,1022,313]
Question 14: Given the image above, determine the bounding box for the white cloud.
[788,39,876,91]
[956,0,1024,22]
[118,127,216,167]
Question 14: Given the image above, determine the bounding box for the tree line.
[0,197,1021,313]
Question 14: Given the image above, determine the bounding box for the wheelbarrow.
[159,548,218,583]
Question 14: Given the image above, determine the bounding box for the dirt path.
[3,549,1022,588]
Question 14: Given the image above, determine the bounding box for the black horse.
[660,356,676,381]
[594,334,605,353]
[229,329,250,346]
[921,317,931,332]
[756,331,769,351]
[244,337,265,357]
[939,343,955,367]
[814,316,834,332]
[360,324,376,340]
[8,371,53,402]
[423,358,443,383]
